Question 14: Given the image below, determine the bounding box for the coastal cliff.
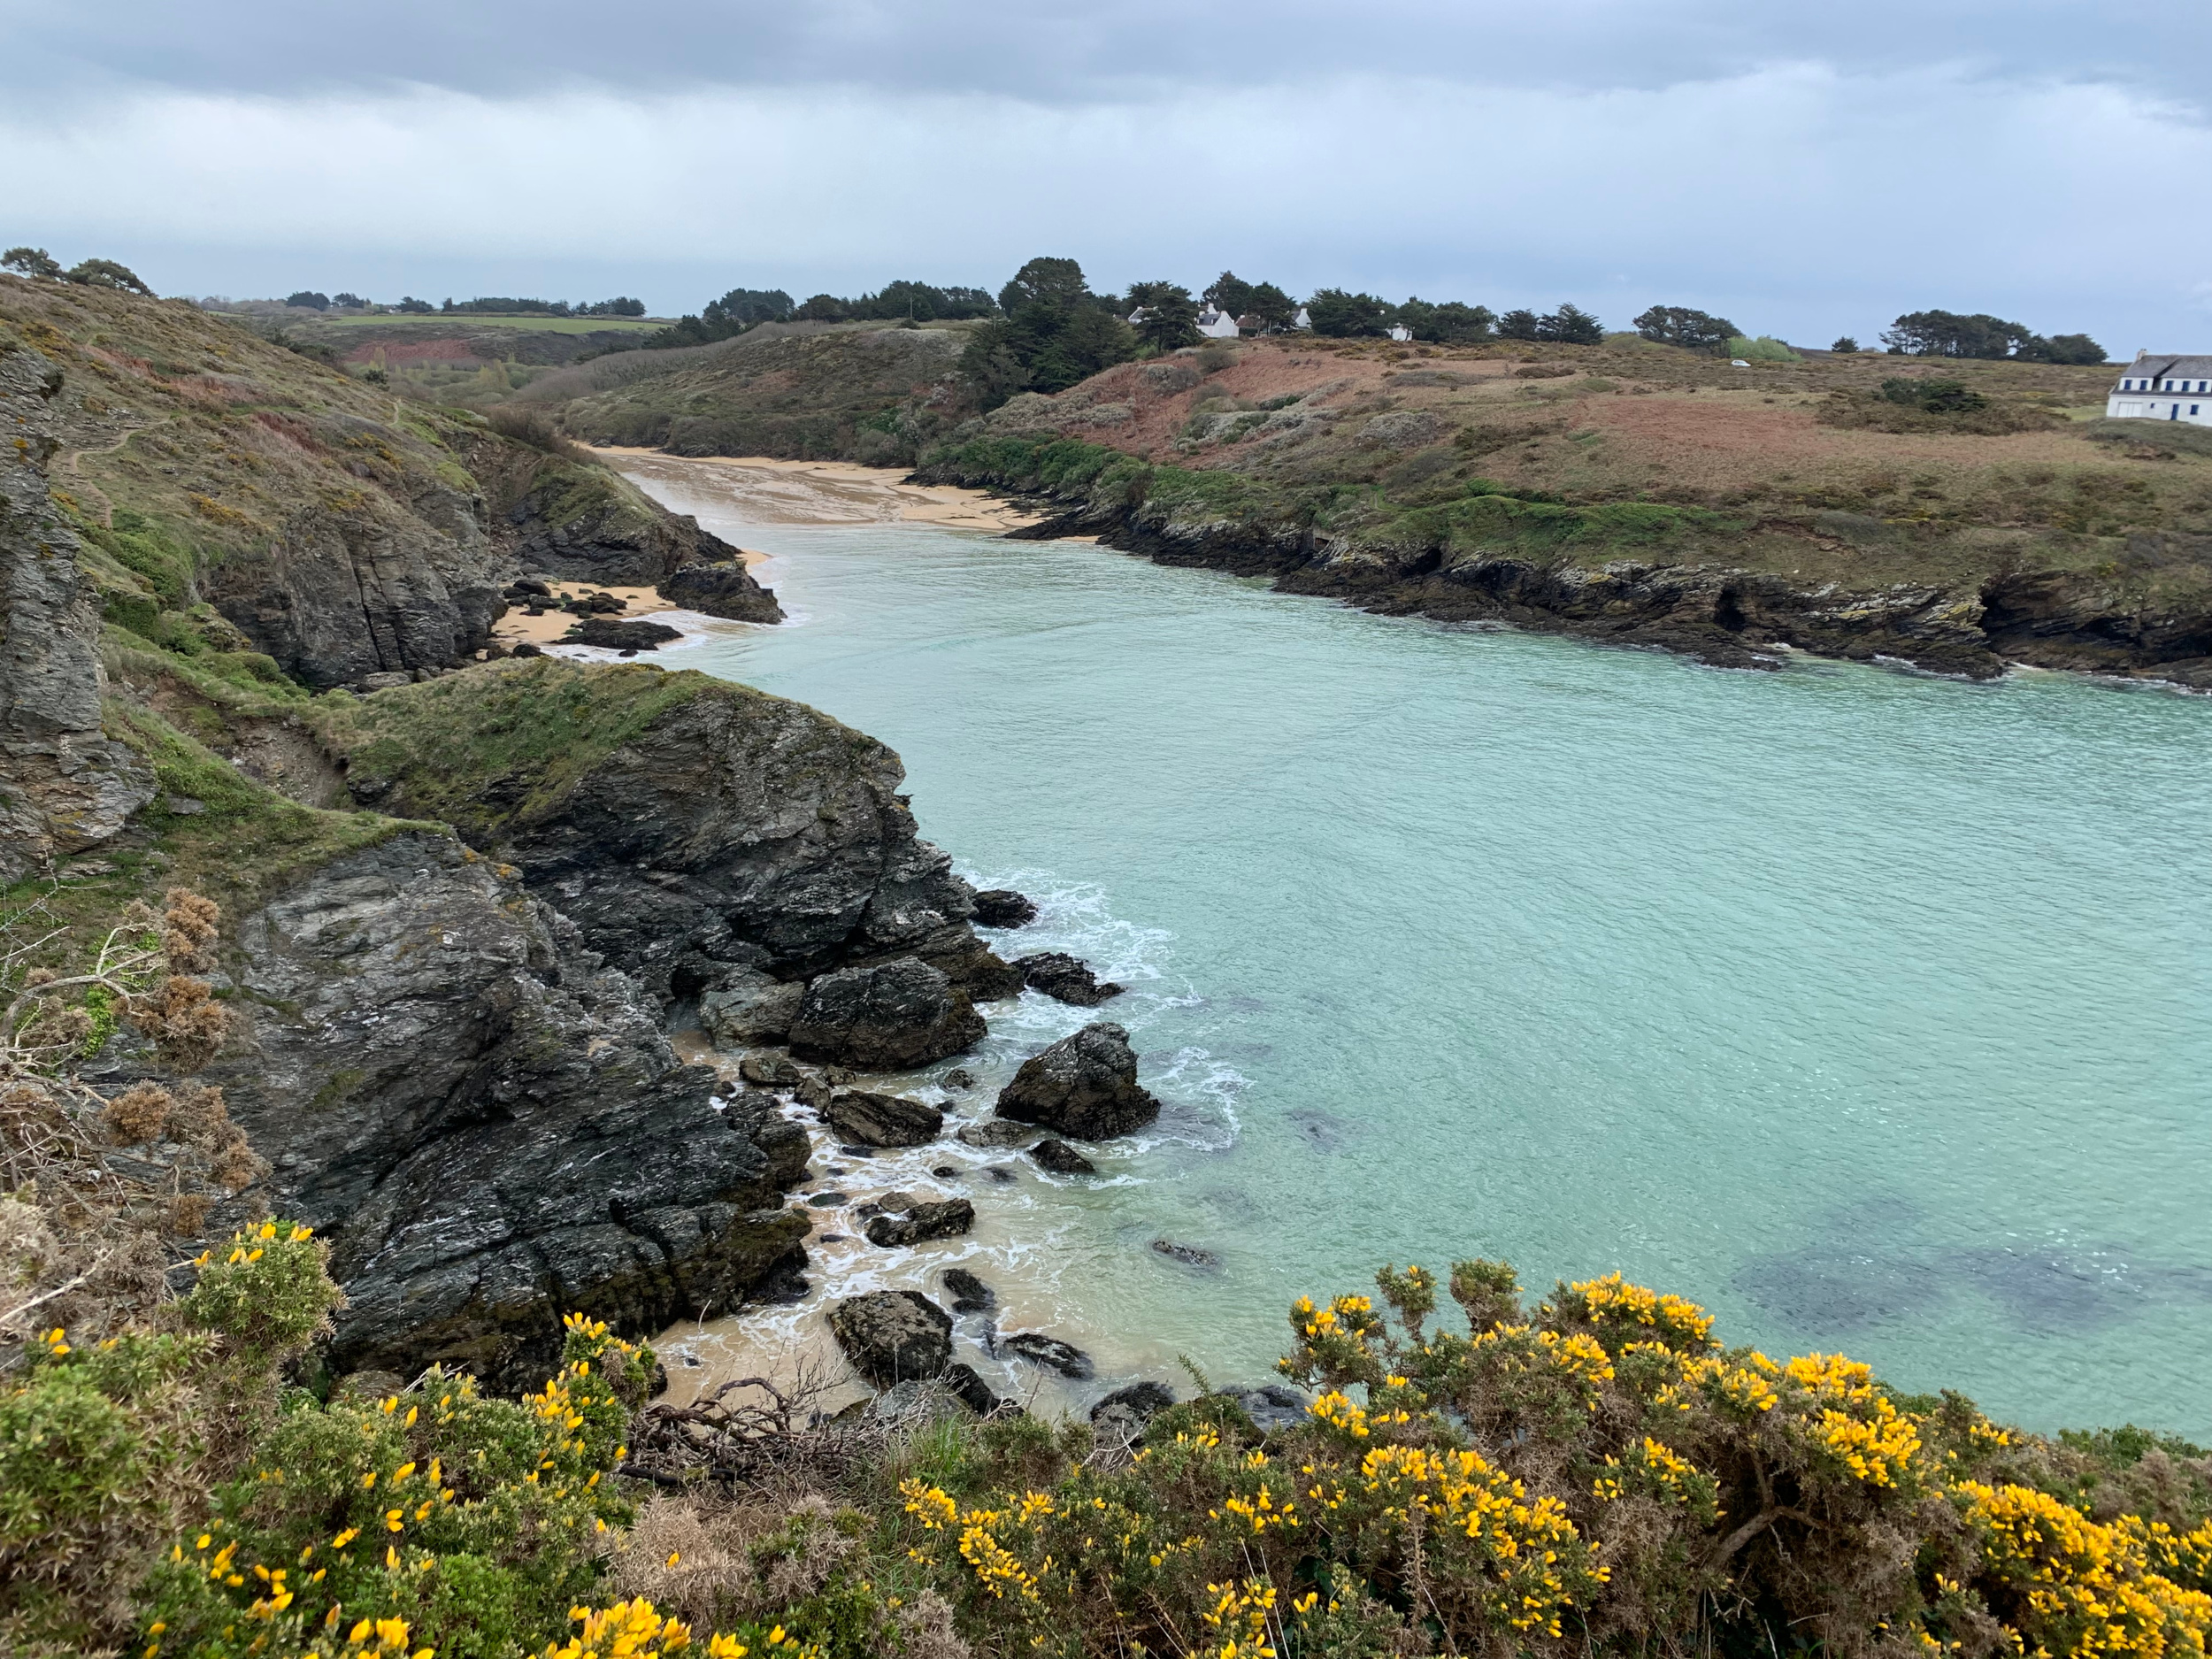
[1,280,997,1391]
[920,430,2212,685]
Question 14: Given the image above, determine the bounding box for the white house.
[1195,304,1239,340]
[1386,324,1413,342]
[2107,353,2212,426]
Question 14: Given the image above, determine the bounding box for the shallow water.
[626,459,2212,1436]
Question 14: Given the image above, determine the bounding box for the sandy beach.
[599,447,1055,533]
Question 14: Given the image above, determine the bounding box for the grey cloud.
[3,0,2206,110]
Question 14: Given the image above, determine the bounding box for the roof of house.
[2116,355,2212,384]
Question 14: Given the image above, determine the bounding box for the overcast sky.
[3,0,2207,351]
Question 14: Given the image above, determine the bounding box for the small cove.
[621,455,2212,1437]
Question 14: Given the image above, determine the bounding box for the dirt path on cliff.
[601,448,1051,533]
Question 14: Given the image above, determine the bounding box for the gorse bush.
[881,1262,2212,1659]
[141,1312,657,1659]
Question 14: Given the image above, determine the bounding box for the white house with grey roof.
[2107,353,2212,426]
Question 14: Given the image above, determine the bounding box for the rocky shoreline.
[914,465,2212,689]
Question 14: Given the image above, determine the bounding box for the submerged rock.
[941,1067,977,1090]
[957,1119,1033,1149]
[1002,1332,1094,1380]
[825,1088,943,1148]
[942,1267,995,1314]
[1030,1138,1097,1176]
[789,957,985,1071]
[995,1023,1161,1141]
[972,888,1039,927]
[864,1198,975,1248]
[1013,952,1124,1007]
[828,1289,951,1386]
[1151,1239,1220,1269]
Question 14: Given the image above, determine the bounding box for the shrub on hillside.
[1728,334,1801,362]
[1634,305,1740,352]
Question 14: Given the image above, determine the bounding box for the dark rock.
[1215,1384,1309,1434]
[698,969,804,1047]
[0,341,155,879]
[207,833,811,1392]
[826,1088,943,1148]
[506,578,553,598]
[320,658,1018,1010]
[971,888,1039,927]
[930,1164,958,1179]
[1030,1138,1097,1176]
[748,1254,810,1305]
[828,1290,951,1386]
[659,558,783,624]
[790,957,985,1071]
[995,1023,1161,1141]
[943,1362,1007,1415]
[1091,1381,1176,1448]
[942,1267,995,1313]
[1151,1239,1220,1269]
[1013,952,1125,1007]
[738,1051,804,1088]
[983,1165,1015,1184]
[956,1119,1033,1149]
[561,618,682,651]
[570,590,627,615]
[864,1199,974,1248]
[807,1192,848,1206]
[510,641,544,658]
[834,1144,875,1158]
[1002,1332,1094,1380]
[941,1067,977,1090]
[795,1075,832,1110]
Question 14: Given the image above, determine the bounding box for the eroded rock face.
[995,1023,1161,1141]
[828,1288,952,1385]
[342,665,1018,1008]
[0,338,153,878]
[210,832,808,1391]
[789,957,984,1071]
[825,1088,943,1148]
[698,969,804,1047]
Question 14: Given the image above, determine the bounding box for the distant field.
[317,313,665,334]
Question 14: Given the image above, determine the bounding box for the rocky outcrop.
[864,1198,973,1248]
[933,453,2212,687]
[205,832,810,1391]
[825,1088,943,1148]
[971,889,1038,928]
[319,661,1020,1008]
[828,1288,953,1385]
[995,1023,1161,1141]
[1014,952,1124,1007]
[789,957,985,1071]
[0,337,153,878]
[659,559,782,624]
[698,969,804,1047]
[560,617,681,651]
[468,433,779,605]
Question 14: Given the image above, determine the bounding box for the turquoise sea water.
[628,464,2212,1437]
